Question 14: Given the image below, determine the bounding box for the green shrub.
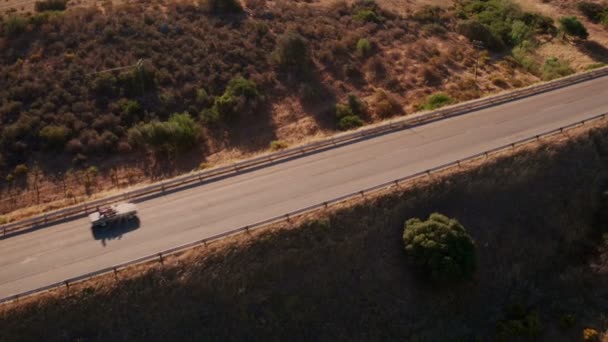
[355,38,372,57]
[511,42,540,73]
[196,88,211,107]
[402,213,476,282]
[128,112,199,153]
[541,57,573,81]
[338,115,364,130]
[457,20,503,51]
[269,140,288,151]
[510,20,531,46]
[420,93,453,111]
[200,107,220,125]
[35,0,67,12]
[210,77,260,120]
[335,103,354,119]
[354,9,383,23]
[559,16,589,40]
[39,125,70,150]
[225,77,259,99]
[335,94,368,129]
[456,0,556,51]
[119,99,143,125]
[347,94,367,116]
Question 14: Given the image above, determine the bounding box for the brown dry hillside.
[2,119,608,341]
[0,0,581,220]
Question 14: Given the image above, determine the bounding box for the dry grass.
[3,115,608,340]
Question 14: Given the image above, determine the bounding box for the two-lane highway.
[2,75,608,299]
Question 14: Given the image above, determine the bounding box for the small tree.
[559,16,589,40]
[402,213,476,282]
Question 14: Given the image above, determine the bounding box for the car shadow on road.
[91,217,141,247]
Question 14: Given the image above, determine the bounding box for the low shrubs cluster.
[541,56,574,81]
[0,0,410,175]
[335,94,367,130]
[559,16,589,40]
[202,77,262,123]
[402,213,476,282]
[419,92,453,111]
[456,0,555,51]
[128,112,199,154]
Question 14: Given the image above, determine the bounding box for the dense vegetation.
[0,0,431,177]
[403,213,476,282]
[3,122,608,340]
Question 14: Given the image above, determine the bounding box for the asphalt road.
[2,76,608,299]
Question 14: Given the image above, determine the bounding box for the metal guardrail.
[1,66,608,238]
[2,111,605,305]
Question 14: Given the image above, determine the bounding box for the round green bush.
[402,213,476,282]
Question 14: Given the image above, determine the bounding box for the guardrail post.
[457,160,461,168]
[64,281,70,291]
[426,170,431,177]
[113,267,118,279]
[360,190,365,198]
[198,174,203,182]
[158,253,164,264]
[245,225,250,232]
[285,214,290,222]
[323,202,328,208]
